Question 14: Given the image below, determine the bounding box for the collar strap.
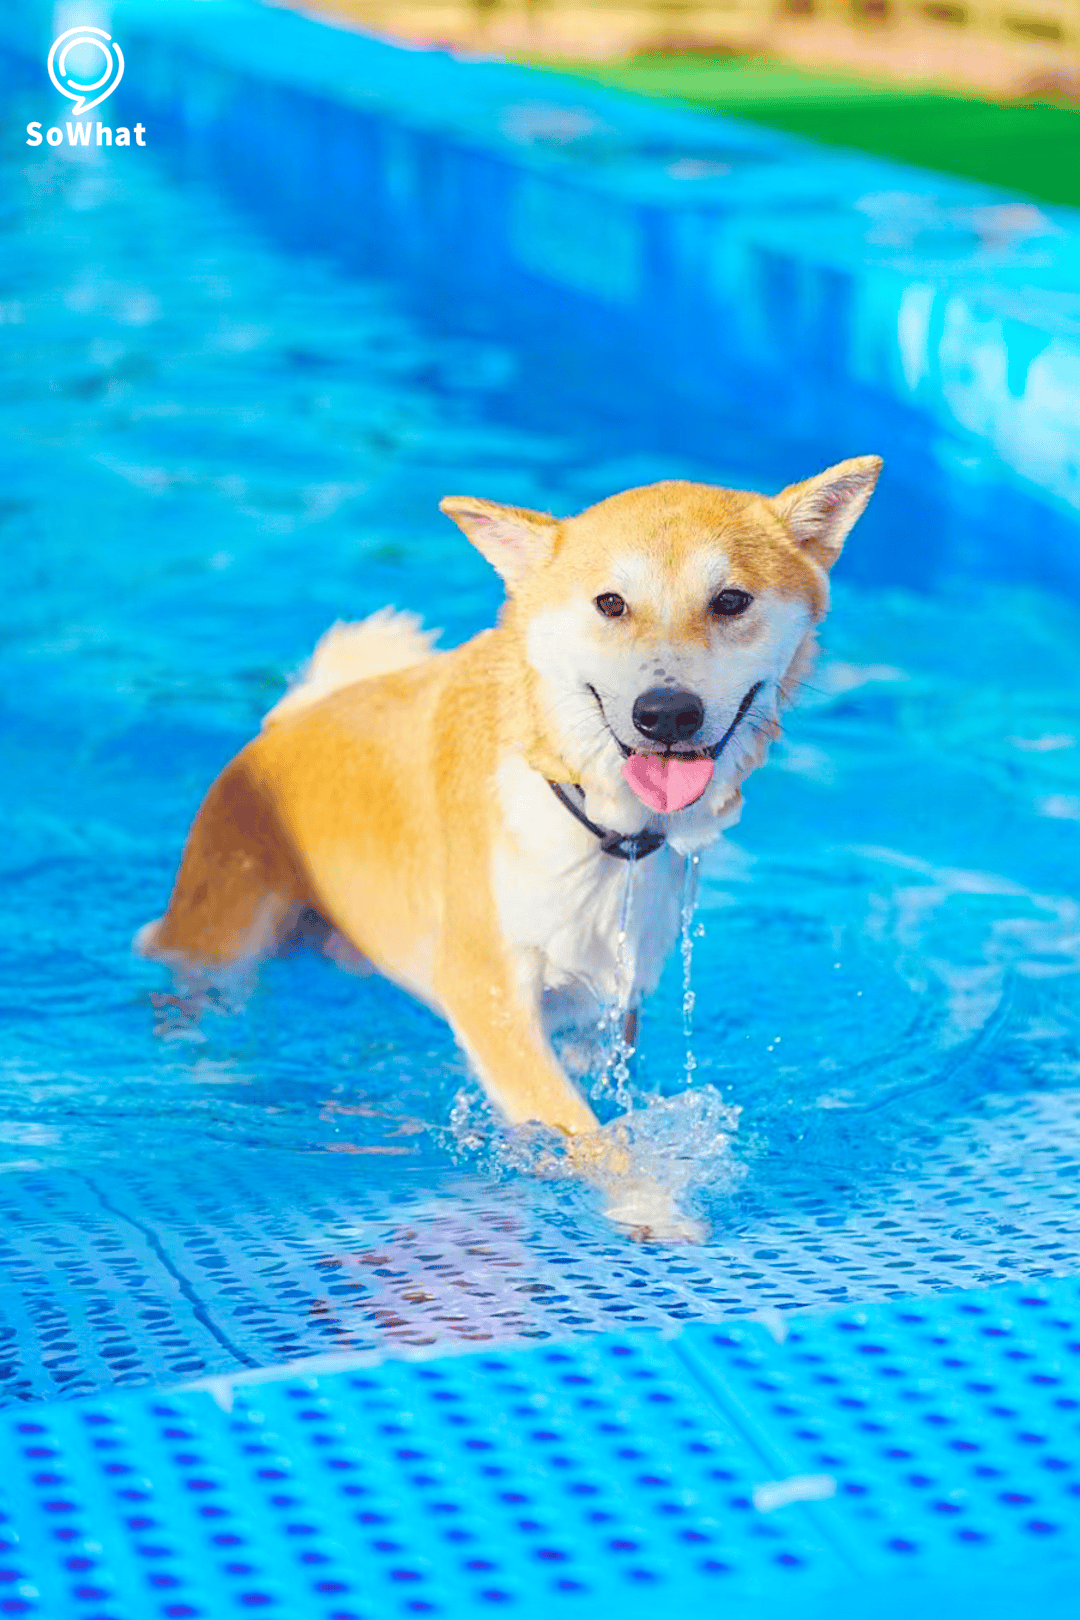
[547,684,764,861]
[548,780,666,861]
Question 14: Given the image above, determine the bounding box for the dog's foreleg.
[438,942,701,1242]
[436,936,599,1136]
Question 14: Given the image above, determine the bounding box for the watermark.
[47,25,123,114]
[26,25,146,148]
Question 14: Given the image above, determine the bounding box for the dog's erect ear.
[439,496,559,589]
[771,455,883,571]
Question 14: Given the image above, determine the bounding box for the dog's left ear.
[771,455,883,571]
[439,496,559,590]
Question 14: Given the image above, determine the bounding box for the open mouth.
[588,681,764,813]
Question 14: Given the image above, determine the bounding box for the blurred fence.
[303,0,1080,54]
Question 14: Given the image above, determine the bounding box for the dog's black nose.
[632,687,705,744]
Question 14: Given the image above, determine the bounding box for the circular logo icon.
[47,25,125,117]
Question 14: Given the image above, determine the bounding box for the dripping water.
[680,852,701,1086]
[597,853,638,1110]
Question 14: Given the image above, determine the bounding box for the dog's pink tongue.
[623,753,714,813]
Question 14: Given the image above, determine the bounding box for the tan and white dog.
[139,457,881,1237]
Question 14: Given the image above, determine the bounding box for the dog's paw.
[602,1179,706,1245]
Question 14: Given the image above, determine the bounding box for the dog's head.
[441,459,881,839]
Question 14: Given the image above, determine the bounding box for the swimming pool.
[0,4,1078,1616]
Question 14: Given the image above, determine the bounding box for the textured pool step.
[1,1279,1077,1618]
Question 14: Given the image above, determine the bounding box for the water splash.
[595,1085,744,1241]
[444,1075,743,1240]
[443,1081,576,1182]
[680,852,701,1085]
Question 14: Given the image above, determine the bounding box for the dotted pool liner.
[1,1114,1079,1409]
[679,1276,1080,1578]
[0,1277,1078,1619]
[0,1330,841,1620]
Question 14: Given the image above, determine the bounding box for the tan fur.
[264,608,439,726]
[141,459,881,1238]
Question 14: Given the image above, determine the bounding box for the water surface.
[1,96,1079,1400]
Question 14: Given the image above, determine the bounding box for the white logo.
[47,25,125,116]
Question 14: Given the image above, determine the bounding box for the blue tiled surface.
[681,1281,1080,1575]
[1,1281,1077,1618]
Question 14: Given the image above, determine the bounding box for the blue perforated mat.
[1,1281,1078,1618]
[3,1144,1080,1412]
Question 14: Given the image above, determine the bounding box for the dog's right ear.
[440,496,558,590]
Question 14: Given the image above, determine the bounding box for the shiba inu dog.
[139,456,881,1239]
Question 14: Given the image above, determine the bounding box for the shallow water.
[1,92,1080,1398]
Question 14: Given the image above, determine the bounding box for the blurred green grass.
[546,55,1080,208]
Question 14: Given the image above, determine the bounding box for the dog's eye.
[710,588,753,618]
[595,592,627,619]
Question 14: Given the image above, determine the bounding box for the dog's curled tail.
[263,608,439,728]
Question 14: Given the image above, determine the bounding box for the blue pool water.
[1,72,1080,1409]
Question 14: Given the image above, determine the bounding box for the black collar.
[546,684,764,862]
[547,780,666,861]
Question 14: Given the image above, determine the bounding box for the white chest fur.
[492,755,689,1031]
